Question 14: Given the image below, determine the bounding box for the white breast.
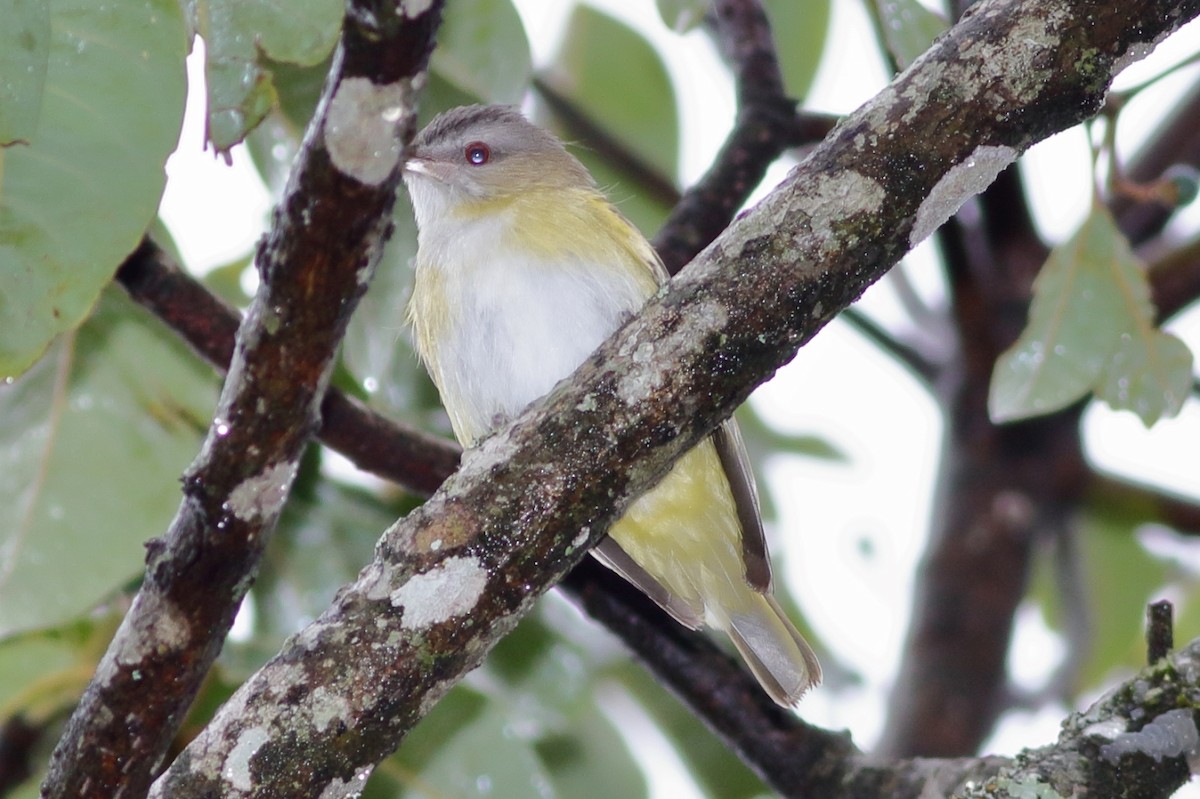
[418,222,653,444]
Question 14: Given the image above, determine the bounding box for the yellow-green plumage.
[404,105,820,706]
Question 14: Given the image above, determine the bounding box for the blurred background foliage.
[2,0,1199,797]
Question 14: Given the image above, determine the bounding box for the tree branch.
[653,0,836,274]
[142,2,1200,796]
[879,162,1087,757]
[1148,233,1200,324]
[114,241,460,497]
[955,635,1200,799]
[40,4,444,797]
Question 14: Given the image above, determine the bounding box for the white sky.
[158,2,1200,796]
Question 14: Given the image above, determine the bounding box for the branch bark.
[39,3,444,797]
[141,1,1200,796]
[114,241,460,497]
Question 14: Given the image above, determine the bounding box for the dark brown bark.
[40,4,445,797]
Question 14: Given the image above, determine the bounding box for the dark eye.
[464,142,491,166]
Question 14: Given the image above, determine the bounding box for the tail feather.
[725,594,821,707]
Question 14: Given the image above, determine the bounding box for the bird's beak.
[403,154,447,183]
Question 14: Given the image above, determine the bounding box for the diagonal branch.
[144,2,1200,796]
[39,3,445,798]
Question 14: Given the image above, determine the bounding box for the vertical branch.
[653,0,835,274]
[879,170,1091,756]
[40,4,444,798]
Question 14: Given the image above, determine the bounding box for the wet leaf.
[762,0,831,100]
[544,5,679,183]
[873,0,948,70]
[0,0,186,378]
[432,0,531,104]
[189,0,341,151]
[1096,328,1193,426]
[0,0,50,144]
[0,289,217,636]
[367,686,554,799]
[655,0,708,33]
[989,206,1193,426]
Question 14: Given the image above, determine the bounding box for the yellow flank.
[611,439,747,624]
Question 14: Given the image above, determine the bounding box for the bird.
[402,104,820,706]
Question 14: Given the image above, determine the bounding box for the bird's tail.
[725,593,822,707]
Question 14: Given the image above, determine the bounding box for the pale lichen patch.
[319,767,374,799]
[570,526,590,553]
[391,556,489,630]
[803,170,888,257]
[325,77,410,186]
[396,0,434,17]
[311,686,351,733]
[1112,29,1172,77]
[910,144,1017,246]
[223,727,270,791]
[1099,709,1200,767]
[226,461,297,522]
[114,592,189,666]
[615,298,728,407]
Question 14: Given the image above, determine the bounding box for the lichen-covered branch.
[145,1,1200,796]
[957,637,1200,799]
[39,4,444,798]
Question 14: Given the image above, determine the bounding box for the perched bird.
[403,104,820,705]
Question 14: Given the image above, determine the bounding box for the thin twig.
[840,307,938,380]
[1146,600,1174,663]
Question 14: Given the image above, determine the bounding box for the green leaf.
[1096,329,1193,426]
[432,0,531,104]
[482,613,598,725]
[873,0,948,70]
[0,0,50,144]
[615,660,766,799]
[368,686,554,799]
[655,0,709,33]
[190,0,342,151]
[361,611,647,798]
[0,0,187,379]
[0,612,119,719]
[544,5,679,182]
[989,206,1194,426]
[0,289,218,636]
[762,0,831,100]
